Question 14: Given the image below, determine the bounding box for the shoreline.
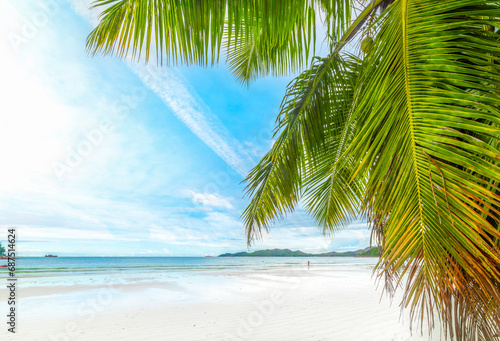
[0,264,440,341]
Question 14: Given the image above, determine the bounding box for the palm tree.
[87,0,500,339]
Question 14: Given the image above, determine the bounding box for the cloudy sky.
[0,0,371,256]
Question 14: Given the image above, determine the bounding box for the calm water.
[0,257,378,287]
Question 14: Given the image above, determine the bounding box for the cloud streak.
[186,190,233,210]
[70,0,255,177]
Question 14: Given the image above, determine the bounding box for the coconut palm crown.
[87,0,500,339]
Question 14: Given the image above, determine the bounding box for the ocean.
[0,257,378,288]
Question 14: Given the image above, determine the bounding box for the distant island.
[219,246,380,257]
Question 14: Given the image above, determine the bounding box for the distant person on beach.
[308,261,310,269]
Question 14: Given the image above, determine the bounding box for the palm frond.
[350,1,500,338]
[242,0,389,243]
[318,0,353,39]
[301,54,365,234]
[87,0,346,83]
[86,0,227,64]
[242,53,360,243]
[224,0,317,84]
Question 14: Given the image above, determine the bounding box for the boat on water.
[45,254,58,257]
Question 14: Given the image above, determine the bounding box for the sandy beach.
[0,263,439,341]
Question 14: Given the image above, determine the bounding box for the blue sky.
[0,0,371,256]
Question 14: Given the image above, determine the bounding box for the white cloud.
[19,226,115,241]
[69,0,97,24]
[70,0,256,177]
[129,63,255,177]
[204,211,240,226]
[243,141,265,157]
[186,190,233,209]
[148,224,231,248]
[135,248,171,256]
[149,224,183,242]
[251,224,372,253]
[0,4,85,192]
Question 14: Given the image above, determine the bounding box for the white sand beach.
[0,264,440,341]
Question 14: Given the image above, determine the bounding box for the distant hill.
[218,247,380,257]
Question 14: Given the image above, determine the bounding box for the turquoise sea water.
[0,257,378,288]
[1,256,377,273]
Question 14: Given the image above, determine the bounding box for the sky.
[0,0,371,256]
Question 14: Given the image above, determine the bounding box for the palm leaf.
[242,0,389,243]
[349,1,500,338]
[223,0,317,84]
[87,0,354,83]
[318,0,353,39]
[242,53,354,243]
[300,54,366,234]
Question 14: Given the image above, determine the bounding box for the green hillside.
[219,247,380,257]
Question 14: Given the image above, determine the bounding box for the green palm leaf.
[242,0,387,242]
[318,0,353,39]
[87,0,351,83]
[223,0,317,84]
[350,1,500,338]
[300,55,365,234]
[242,52,363,243]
